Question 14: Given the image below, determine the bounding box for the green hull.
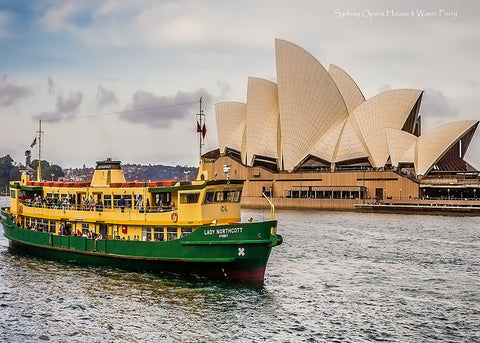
[1,209,282,284]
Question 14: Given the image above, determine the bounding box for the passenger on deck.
[120,196,125,213]
[89,196,95,211]
[136,195,143,211]
[61,197,68,210]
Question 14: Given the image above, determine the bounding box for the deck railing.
[19,200,176,214]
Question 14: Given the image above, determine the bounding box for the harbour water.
[1,195,479,342]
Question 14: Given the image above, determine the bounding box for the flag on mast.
[197,121,206,138]
[30,137,37,148]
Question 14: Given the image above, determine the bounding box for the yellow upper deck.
[8,159,244,227]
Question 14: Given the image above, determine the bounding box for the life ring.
[18,205,23,214]
[171,212,178,223]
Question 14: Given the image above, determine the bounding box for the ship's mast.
[196,97,206,163]
[36,119,43,181]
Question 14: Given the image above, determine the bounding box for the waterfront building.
[202,39,480,210]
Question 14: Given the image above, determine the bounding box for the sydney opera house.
[202,39,480,210]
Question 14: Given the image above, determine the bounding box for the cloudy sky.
[0,0,479,169]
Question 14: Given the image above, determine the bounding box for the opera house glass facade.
[202,39,480,210]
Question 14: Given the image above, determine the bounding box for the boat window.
[81,223,89,235]
[215,191,224,202]
[210,190,242,203]
[181,227,192,237]
[156,193,171,205]
[113,195,121,208]
[188,193,200,203]
[10,190,16,199]
[53,193,59,201]
[94,193,102,205]
[142,227,152,241]
[204,191,215,204]
[180,192,200,204]
[167,227,178,241]
[153,227,164,241]
[134,194,142,209]
[49,220,56,233]
[46,193,52,199]
[39,219,47,231]
[124,195,132,209]
[226,191,235,202]
[233,190,242,202]
[103,195,112,209]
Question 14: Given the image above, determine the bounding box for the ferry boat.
[0,108,282,284]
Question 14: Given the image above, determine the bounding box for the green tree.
[31,159,50,180]
[43,165,65,181]
[9,166,21,182]
[0,155,65,188]
[0,155,15,189]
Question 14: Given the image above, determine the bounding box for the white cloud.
[36,1,279,52]
[121,89,211,128]
[34,91,84,121]
[40,1,85,31]
[0,75,33,106]
[47,77,56,95]
[97,86,118,108]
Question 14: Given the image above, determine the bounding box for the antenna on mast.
[36,119,44,181]
[196,97,206,163]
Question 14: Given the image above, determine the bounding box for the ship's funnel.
[91,158,126,187]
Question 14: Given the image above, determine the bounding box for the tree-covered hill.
[0,155,20,191]
[0,154,197,191]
